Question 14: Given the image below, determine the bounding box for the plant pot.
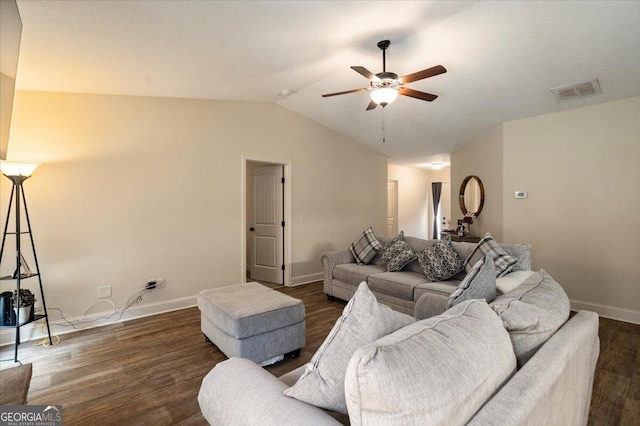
[14,305,32,325]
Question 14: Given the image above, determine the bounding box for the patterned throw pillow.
[465,232,517,277]
[381,239,417,272]
[417,238,464,282]
[447,255,497,309]
[377,230,404,262]
[349,227,383,265]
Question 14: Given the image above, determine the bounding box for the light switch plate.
[515,191,528,199]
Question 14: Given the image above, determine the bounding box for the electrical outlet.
[146,278,165,290]
[98,286,112,298]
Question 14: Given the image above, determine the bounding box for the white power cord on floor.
[46,286,148,330]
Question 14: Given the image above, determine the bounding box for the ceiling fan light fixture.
[370,87,398,106]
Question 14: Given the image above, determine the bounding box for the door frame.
[241,155,292,286]
[387,179,399,237]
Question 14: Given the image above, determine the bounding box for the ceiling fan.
[322,40,447,110]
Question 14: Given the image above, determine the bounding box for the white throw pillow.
[284,282,415,414]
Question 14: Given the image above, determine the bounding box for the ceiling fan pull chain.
[382,109,386,143]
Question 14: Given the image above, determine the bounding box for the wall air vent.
[550,79,601,102]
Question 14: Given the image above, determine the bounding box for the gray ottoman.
[198,282,305,365]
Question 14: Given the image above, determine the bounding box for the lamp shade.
[370,88,398,106]
[0,161,40,177]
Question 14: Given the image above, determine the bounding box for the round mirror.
[459,175,485,217]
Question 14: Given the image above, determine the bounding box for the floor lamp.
[0,160,52,362]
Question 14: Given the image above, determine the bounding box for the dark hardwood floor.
[0,282,637,425]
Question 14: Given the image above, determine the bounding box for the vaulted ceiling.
[15,1,640,168]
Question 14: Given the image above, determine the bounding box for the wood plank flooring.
[0,282,637,425]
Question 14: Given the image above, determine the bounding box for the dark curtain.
[431,182,442,239]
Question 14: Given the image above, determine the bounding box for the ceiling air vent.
[550,79,601,102]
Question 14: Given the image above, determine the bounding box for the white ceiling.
[14,1,640,168]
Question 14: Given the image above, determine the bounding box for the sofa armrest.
[198,358,341,426]
[468,311,599,426]
[414,292,448,320]
[321,250,355,295]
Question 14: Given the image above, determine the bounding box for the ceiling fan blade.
[398,87,438,102]
[322,87,368,97]
[366,100,378,111]
[399,65,447,84]
[351,66,381,82]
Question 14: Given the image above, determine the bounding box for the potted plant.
[13,288,36,324]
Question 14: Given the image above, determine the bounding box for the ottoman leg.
[285,349,301,358]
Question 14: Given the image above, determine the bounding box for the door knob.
[249,227,255,232]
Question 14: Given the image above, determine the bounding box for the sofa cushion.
[464,233,517,277]
[499,243,532,271]
[381,239,417,272]
[417,238,464,282]
[447,255,497,309]
[333,263,385,285]
[414,280,460,300]
[367,271,426,300]
[489,269,570,368]
[345,300,517,426]
[284,282,415,414]
[349,227,383,265]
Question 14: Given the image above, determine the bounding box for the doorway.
[243,158,291,287]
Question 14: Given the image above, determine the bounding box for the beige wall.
[0,73,16,159]
[503,96,640,319]
[387,164,430,238]
[1,91,387,338]
[453,96,640,323]
[451,125,504,241]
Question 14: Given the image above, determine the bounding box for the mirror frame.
[459,175,485,217]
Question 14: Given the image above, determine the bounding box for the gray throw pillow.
[447,255,497,309]
[465,232,517,277]
[345,300,516,426]
[348,226,383,265]
[489,269,570,367]
[283,282,415,414]
[417,238,464,282]
[381,239,417,272]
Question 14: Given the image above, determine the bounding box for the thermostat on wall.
[515,191,528,199]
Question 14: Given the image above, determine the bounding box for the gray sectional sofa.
[198,236,600,425]
[199,276,599,425]
[322,234,532,316]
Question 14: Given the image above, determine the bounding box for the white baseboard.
[290,272,323,287]
[0,295,197,347]
[571,299,640,325]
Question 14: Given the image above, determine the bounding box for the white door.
[251,165,284,284]
[387,180,398,237]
